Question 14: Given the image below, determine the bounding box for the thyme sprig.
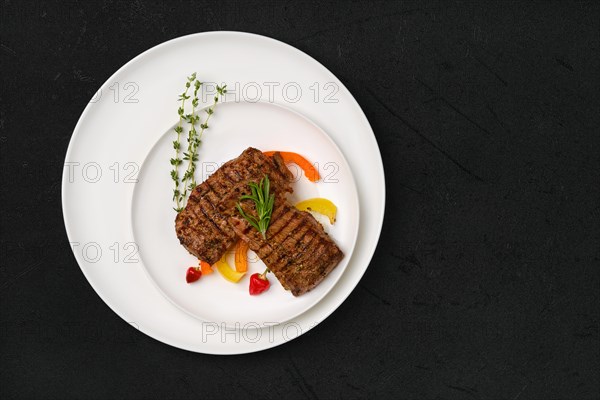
[181,84,227,196]
[236,175,275,240]
[171,73,196,212]
[171,74,227,212]
[180,79,202,201]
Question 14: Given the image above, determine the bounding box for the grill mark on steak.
[194,211,225,246]
[200,183,221,206]
[262,221,312,272]
[260,209,301,258]
[206,175,228,197]
[188,201,228,242]
[193,181,209,197]
[252,203,295,259]
[271,153,291,181]
[228,200,344,296]
[198,210,227,241]
[218,172,237,187]
[277,216,341,286]
[226,193,297,261]
[177,212,228,264]
[286,238,342,296]
[265,206,296,238]
[276,232,321,277]
[231,217,270,255]
[302,241,328,271]
[231,158,257,181]
[253,151,292,189]
[222,167,243,185]
[197,198,237,241]
[268,198,292,222]
[175,147,294,264]
[220,166,241,187]
[261,217,306,266]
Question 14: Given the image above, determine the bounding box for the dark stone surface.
[1,1,598,399]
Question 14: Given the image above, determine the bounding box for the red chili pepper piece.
[249,269,270,295]
[186,266,202,283]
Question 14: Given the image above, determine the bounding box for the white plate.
[132,101,359,327]
[62,31,385,354]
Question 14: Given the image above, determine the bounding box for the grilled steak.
[176,146,344,296]
[225,192,344,297]
[175,147,293,264]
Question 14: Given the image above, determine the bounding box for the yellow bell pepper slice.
[295,198,337,224]
[215,256,245,283]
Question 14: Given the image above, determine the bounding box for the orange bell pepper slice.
[234,241,249,273]
[199,260,213,275]
[263,151,320,182]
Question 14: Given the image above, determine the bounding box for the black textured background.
[1,1,599,399]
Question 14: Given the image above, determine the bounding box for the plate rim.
[129,100,361,328]
[62,30,386,354]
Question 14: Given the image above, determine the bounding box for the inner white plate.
[62,31,385,354]
[132,101,359,326]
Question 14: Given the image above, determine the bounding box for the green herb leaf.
[236,175,275,240]
[172,73,226,213]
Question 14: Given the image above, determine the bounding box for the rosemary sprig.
[171,73,196,212]
[236,175,275,240]
[181,84,228,196]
